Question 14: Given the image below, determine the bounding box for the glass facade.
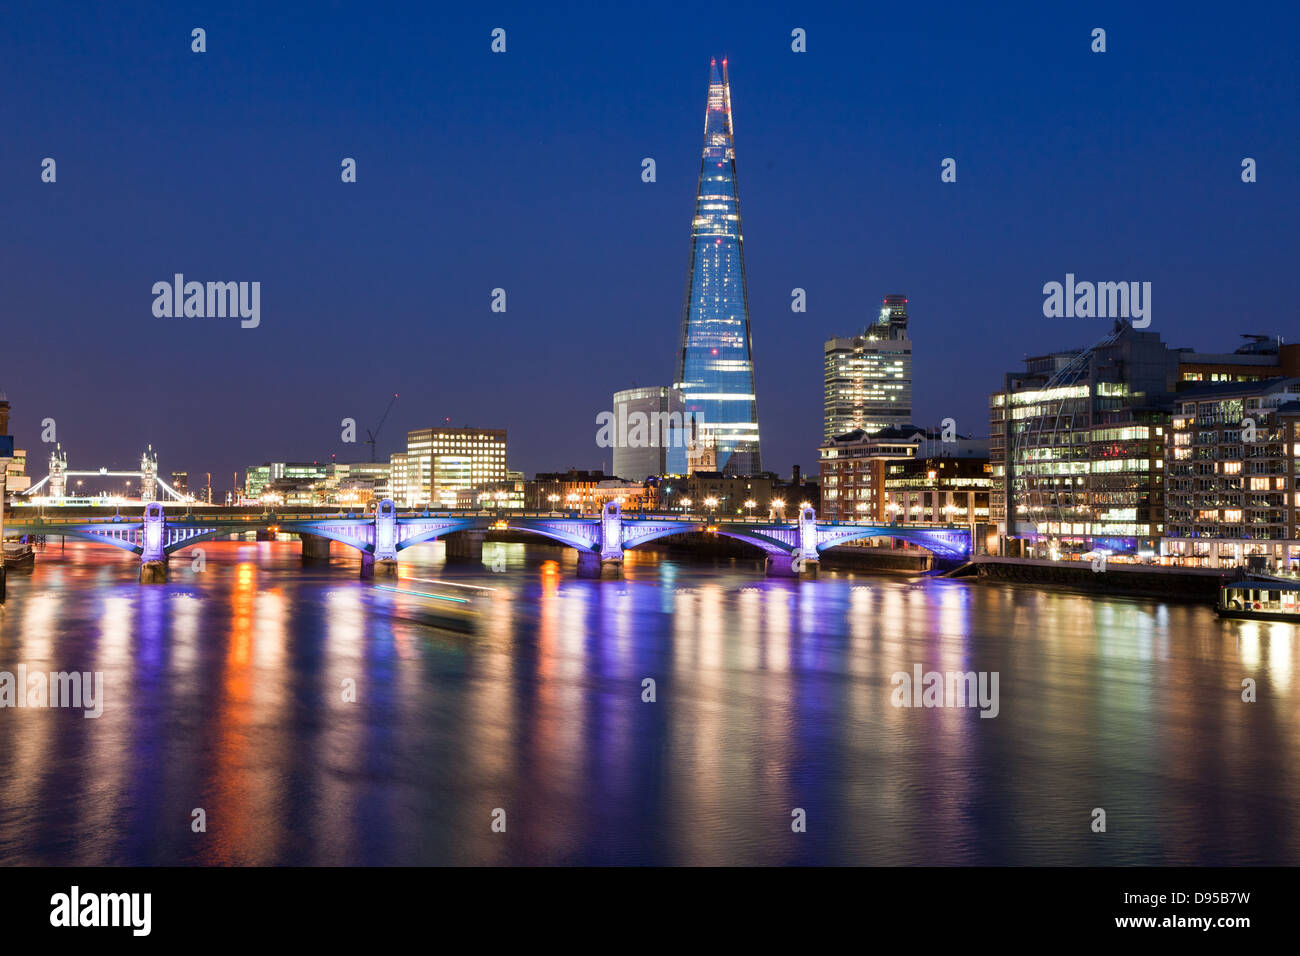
[673,58,761,475]
[1164,379,1300,567]
[824,296,912,440]
[990,324,1178,555]
[611,386,688,482]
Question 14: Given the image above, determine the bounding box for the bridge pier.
[140,502,168,583]
[445,530,486,563]
[577,550,622,578]
[300,533,332,563]
[765,552,819,578]
[575,501,626,578]
[360,552,399,578]
[361,498,401,577]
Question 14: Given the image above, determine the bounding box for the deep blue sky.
[3,1,1297,493]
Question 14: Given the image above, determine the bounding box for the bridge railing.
[3,507,969,533]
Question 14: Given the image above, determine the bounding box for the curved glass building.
[673,58,762,475]
[990,322,1177,556]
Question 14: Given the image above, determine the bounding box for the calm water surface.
[0,540,1296,865]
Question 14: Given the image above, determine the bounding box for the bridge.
[21,442,191,504]
[2,500,971,582]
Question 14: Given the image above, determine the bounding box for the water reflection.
[0,540,1297,865]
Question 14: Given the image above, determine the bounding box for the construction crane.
[365,393,398,463]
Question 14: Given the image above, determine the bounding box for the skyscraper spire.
[674,57,761,475]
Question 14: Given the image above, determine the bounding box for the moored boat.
[2,541,35,567]
[1217,576,1300,621]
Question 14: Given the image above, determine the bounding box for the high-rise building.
[406,427,507,508]
[987,325,1294,556]
[170,471,189,495]
[824,295,913,441]
[989,323,1178,557]
[673,57,761,475]
[1163,377,1300,570]
[610,386,688,481]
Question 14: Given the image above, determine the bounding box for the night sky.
[2,2,1297,494]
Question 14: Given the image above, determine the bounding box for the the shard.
[673,57,762,475]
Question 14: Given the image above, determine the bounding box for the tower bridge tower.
[49,443,67,499]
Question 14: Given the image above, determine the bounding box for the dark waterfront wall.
[974,557,1229,601]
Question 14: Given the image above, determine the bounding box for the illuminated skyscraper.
[824,295,913,441]
[674,58,761,475]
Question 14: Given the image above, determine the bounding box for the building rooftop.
[1172,377,1300,401]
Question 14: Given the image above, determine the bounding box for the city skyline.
[4,2,1300,889]
[2,6,1297,493]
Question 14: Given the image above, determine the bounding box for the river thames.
[0,540,1297,866]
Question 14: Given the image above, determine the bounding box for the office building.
[1163,377,1300,569]
[989,323,1297,557]
[406,427,507,508]
[824,295,913,440]
[820,424,987,523]
[388,453,411,506]
[0,393,29,497]
[329,461,391,507]
[610,386,688,481]
[884,455,992,537]
[244,462,330,502]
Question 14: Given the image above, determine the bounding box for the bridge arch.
[620,523,796,556]
[151,522,374,556]
[499,523,599,553]
[20,526,144,555]
[817,526,970,558]
[393,520,484,552]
